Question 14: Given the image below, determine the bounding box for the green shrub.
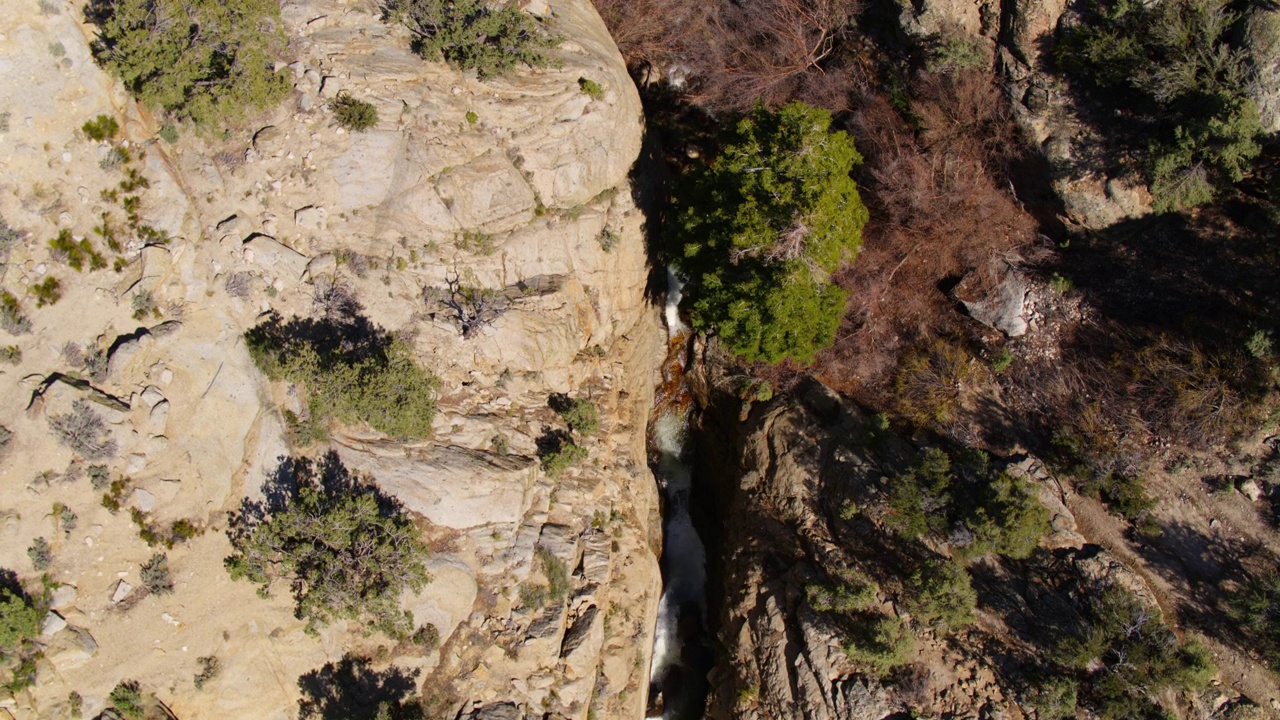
[535,547,571,604]
[49,229,107,272]
[841,613,914,676]
[1024,676,1079,720]
[329,93,379,132]
[193,655,220,690]
[0,579,41,694]
[540,441,588,477]
[131,289,159,320]
[0,291,32,335]
[903,555,976,630]
[1229,567,1280,671]
[0,582,40,655]
[807,568,877,613]
[1052,0,1262,209]
[108,680,146,720]
[465,109,478,125]
[677,101,868,364]
[991,347,1013,374]
[225,453,431,637]
[31,277,62,307]
[141,552,173,594]
[554,396,600,436]
[157,123,179,143]
[245,312,439,440]
[928,33,986,73]
[1056,585,1214,719]
[0,345,19,364]
[385,0,558,79]
[27,538,51,571]
[886,446,1048,560]
[81,114,119,141]
[87,0,292,127]
[578,77,604,99]
[893,338,981,428]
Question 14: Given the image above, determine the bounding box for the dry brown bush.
[692,0,863,111]
[817,71,1036,401]
[591,0,710,76]
[593,0,863,111]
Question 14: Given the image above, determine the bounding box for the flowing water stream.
[646,268,712,719]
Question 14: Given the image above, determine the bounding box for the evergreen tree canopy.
[678,101,868,364]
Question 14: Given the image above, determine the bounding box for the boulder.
[334,437,537,529]
[955,267,1031,337]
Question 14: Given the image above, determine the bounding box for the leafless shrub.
[213,150,244,170]
[692,0,863,111]
[592,0,711,73]
[817,73,1035,401]
[225,271,253,299]
[48,399,117,459]
[312,276,358,319]
[62,341,85,368]
[425,271,510,338]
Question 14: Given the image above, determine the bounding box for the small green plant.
[193,655,221,689]
[490,433,510,455]
[928,33,986,72]
[48,41,66,57]
[465,109,478,125]
[597,228,619,252]
[49,229,107,272]
[31,276,62,307]
[131,289,159,320]
[141,553,173,594]
[102,478,129,512]
[108,680,146,720]
[807,568,877,613]
[88,464,110,490]
[55,503,78,536]
[578,77,604,99]
[68,691,84,718]
[1049,272,1073,294]
[536,547,571,604]
[519,582,548,609]
[456,231,496,255]
[0,290,32,334]
[0,345,20,364]
[27,537,52,571]
[82,114,119,142]
[386,0,559,79]
[157,123,179,143]
[991,347,1014,374]
[841,613,914,676]
[99,145,131,170]
[329,93,379,131]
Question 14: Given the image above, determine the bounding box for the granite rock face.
[0,1,661,718]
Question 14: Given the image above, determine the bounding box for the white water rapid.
[647,268,710,719]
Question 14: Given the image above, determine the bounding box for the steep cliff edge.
[0,1,662,718]
[702,380,1267,720]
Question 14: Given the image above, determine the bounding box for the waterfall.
[647,267,710,720]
